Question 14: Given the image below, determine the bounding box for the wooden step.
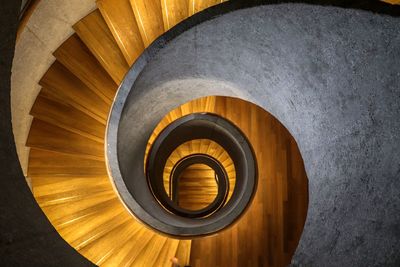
[102,228,155,266]
[35,182,112,207]
[153,238,180,267]
[74,9,129,84]
[188,0,225,16]
[71,212,132,250]
[28,150,107,178]
[31,176,108,194]
[97,0,145,65]
[54,34,117,102]
[175,240,192,266]
[52,198,119,228]
[39,61,109,123]
[28,149,107,177]
[161,0,189,30]
[129,0,165,47]
[26,119,104,160]
[81,221,143,265]
[131,234,168,266]
[42,192,116,222]
[30,94,105,143]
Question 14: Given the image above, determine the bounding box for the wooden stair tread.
[39,61,109,123]
[175,240,192,266]
[129,0,165,47]
[28,149,107,177]
[35,184,113,207]
[53,34,117,103]
[161,0,189,30]
[72,212,132,250]
[130,234,168,267]
[30,94,105,143]
[27,119,104,160]
[100,227,154,266]
[153,238,180,267]
[74,215,139,265]
[97,0,145,65]
[74,9,129,84]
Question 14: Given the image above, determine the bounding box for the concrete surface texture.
[0,1,95,266]
[11,0,96,176]
[121,4,400,266]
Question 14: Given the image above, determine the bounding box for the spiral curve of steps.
[25,0,309,266]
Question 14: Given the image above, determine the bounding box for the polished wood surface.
[188,0,225,15]
[26,119,104,160]
[177,163,218,210]
[28,148,107,177]
[188,96,308,267]
[53,34,117,103]
[74,9,130,84]
[129,0,165,46]
[39,61,109,124]
[161,0,189,30]
[30,94,105,142]
[382,0,400,4]
[97,0,145,65]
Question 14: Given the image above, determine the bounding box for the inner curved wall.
[116,5,400,265]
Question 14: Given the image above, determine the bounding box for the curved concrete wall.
[123,4,400,266]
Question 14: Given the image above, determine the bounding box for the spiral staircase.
[22,0,310,266]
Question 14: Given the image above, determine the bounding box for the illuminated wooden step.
[161,0,189,30]
[26,119,104,160]
[39,61,109,123]
[50,198,119,228]
[30,176,109,194]
[97,0,145,65]
[188,0,226,16]
[28,149,107,177]
[71,211,132,250]
[175,240,192,266]
[42,192,116,222]
[74,9,129,84]
[34,180,111,207]
[101,227,155,266]
[153,238,180,266]
[129,0,164,46]
[130,234,169,266]
[54,34,117,103]
[30,94,105,143]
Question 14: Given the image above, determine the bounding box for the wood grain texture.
[175,240,192,266]
[30,94,106,143]
[39,61,109,124]
[97,0,145,65]
[74,9,130,84]
[188,0,225,15]
[53,34,117,102]
[161,0,189,30]
[129,0,165,46]
[177,164,218,210]
[28,149,107,177]
[26,119,104,160]
[188,96,308,267]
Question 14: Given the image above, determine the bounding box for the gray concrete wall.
[121,4,400,266]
